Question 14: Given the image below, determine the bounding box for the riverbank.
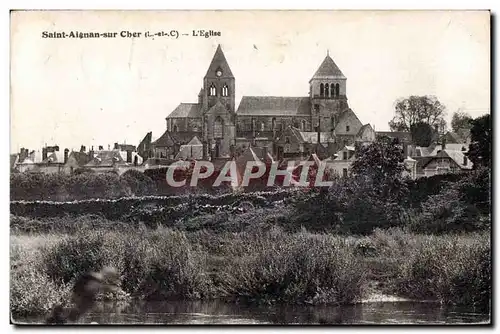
[10,218,491,320]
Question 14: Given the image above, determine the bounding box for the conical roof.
[204,45,234,78]
[310,54,345,81]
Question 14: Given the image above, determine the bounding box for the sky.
[10,10,490,153]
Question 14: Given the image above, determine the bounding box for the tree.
[468,114,491,168]
[351,136,408,194]
[389,95,447,133]
[341,136,410,232]
[410,122,433,147]
[451,111,473,142]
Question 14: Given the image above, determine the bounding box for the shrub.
[42,230,110,283]
[120,170,157,196]
[120,228,210,300]
[218,230,366,305]
[10,242,71,318]
[393,233,491,307]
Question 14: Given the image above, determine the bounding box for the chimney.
[55,145,59,152]
[114,142,119,150]
[42,147,48,161]
[442,137,447,150]
[64,148,69,164]
[98,145,103,151]
[80,145,86,152]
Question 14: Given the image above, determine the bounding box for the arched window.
[221,84,229,97]
[173,124,178,132]
[213,117,224,138]
[252,118,256,135]
[325,83,330,98]
[335,83,340,97]
[301,120,306,131]
[320,83,324,97]
[261,122,265,131]
[271,118,277,131]
[209,84,217,96]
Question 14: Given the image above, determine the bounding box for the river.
[17,300,491,325]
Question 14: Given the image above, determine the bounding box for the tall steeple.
[201,44,236,160]
[204,44,234,79]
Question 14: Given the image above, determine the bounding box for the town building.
[153,45,375,161]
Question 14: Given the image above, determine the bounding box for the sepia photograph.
[9,10,491,325]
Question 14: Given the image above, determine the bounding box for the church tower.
[201,45,236,158]
[309,52,349,132]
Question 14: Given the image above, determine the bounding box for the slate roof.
[153,130,202,147]
[68,151,91,166]
[153,130,177,147]
[174,136,204,160]
[44,151,65,164]
[357,124,373,136]
[376,131,412,143]
[310,54,346,81]
[237,96,311,116]
[85,150,125,167]
[205,44,234,78]
[167,103,202,119]
[419,150,473,171]
[291,128,336,144]
[415,143,469,157]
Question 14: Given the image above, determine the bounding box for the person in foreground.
[46,266,121,324]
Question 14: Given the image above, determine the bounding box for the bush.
[218,229,366,305]
[120,170,157,196]
[121,228,210,300]
[392,233,491,307]
[10,242,71,318]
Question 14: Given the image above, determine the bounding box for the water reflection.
[21,300,490,325]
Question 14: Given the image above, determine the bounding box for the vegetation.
[10,224,490,319]
[468,114,491,169]
[10,130,491,320]
[389,95,447,133]
[451,111,473,142]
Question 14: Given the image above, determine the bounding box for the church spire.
[204,44,234,79]
[310,52,346,82]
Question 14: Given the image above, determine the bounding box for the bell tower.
[309,51,349,131]
[202,44,236,113]
[201,45,236,158]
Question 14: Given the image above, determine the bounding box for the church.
[151,44,376,161]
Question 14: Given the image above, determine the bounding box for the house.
[63,148,91,174]
[137,132,154,160]
[175,136,204,160]
[324,145,356,178]
[411,141,471,178]
[419,149,473,177]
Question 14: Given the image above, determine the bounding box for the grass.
[10,216,491,320]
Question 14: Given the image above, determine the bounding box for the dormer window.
[209,84,217,96]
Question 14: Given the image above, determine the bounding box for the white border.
[2,1,497,334]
